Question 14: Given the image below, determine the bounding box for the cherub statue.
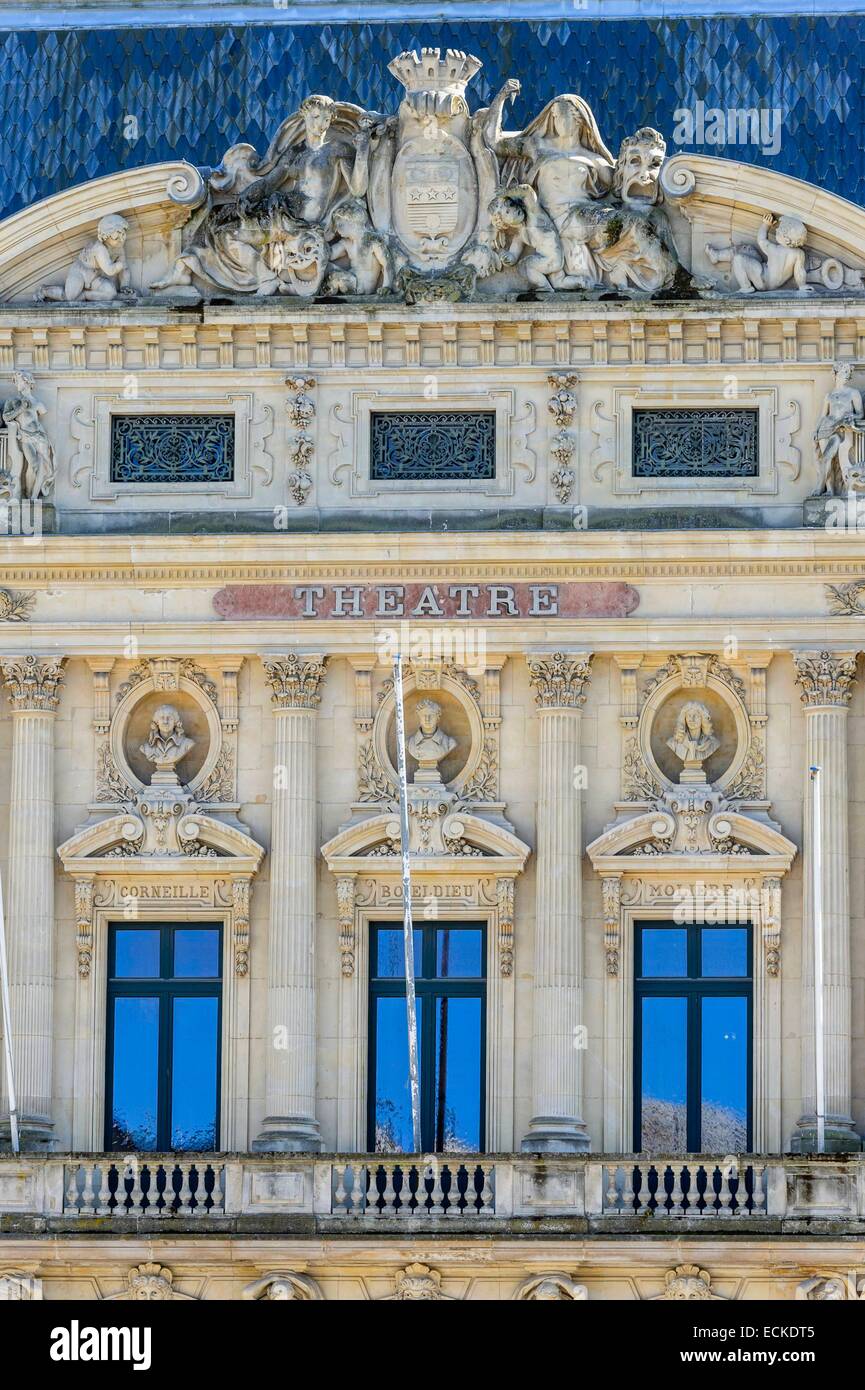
[139,704,194,783]
[1,371,56,500]
[325,197,393,295]
[706,212,810,294]
[488,185,564,290]
[666,701,719,782]
[407,698,457,780]
[812,361,864,497]
[38,213,133,303]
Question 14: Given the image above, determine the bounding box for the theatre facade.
[2,44,865,1302]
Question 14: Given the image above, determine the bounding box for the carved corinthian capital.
[1,654,66,711]
[527,651,593,709]
[262,653,328,710]
[793,649,858,708]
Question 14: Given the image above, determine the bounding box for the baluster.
[377,1164,397,1217]
[191,1163,209,1217]
[123,1161,144,1215]
[477,1164,495,1216]
[80,1164,101,1216]
[443,1164,462,1218]
[717,1163,735,1217]
[668,1162,685,1215]
[94,1163,112,1217]
[355,1164,370,1215]
[622,1164,638,1214]
[426,1161,446,1216]
[333,1163,349,1214]
[748,1163,766,1215]
[64,1164,82,1216]
[175,1163,195,1216]
[604,1164,619,1214]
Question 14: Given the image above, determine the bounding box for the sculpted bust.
[666,701,719,783]
[139,704,195,783]
[407,698,456,782]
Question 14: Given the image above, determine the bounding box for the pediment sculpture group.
[28,45,861,309]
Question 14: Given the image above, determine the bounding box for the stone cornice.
[527,651,593,709]
[262,653,328,711]
[793,649,859,708]
[0,654,66,711]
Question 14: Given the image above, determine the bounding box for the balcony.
[2,1153,865,1234]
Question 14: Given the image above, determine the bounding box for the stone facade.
[1,37,865,1300]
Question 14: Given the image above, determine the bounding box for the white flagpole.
[0,870,20,1154]
[810,765,825,1154]
[393,655,422,1154]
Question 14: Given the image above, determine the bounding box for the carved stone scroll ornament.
[826,578,865,616]
[527,651,593,708]
[496,876,515,976]
[242,1271,323,1301]
[104,1263,196,1302]
[232,879,251,976]
[602,876,621,976]
[795,1274,865,1301]
[335,875,356,977]
[512,1273,588,1301]
[74,878,95,977]
[652,1265,724,1301]
[383,1263,457,1302]
[0,654,65,711]
[547,372,578,504]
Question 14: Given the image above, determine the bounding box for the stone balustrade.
[2,1154,864,1229]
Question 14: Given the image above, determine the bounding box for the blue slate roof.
[0,15,863,220]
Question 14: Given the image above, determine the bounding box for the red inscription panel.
[213,581,639,620]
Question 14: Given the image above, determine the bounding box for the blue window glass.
[635,921,751,1153]
[171,997,219,1150]
[107,923,221,1152]
[640,997,688,1154]
[374,928,422,978]
[701,928,749,977]
[174,928,220,978]
[701,996,748,1152]
[641,928,687,978]
[113,929,160,978]
[110,996,159,1151]
[369,922,485,1153]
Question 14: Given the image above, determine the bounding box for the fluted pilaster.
[792,649,859,1152]
[522,652,593,1152]
[253,654,326,1151]
[0,655,65,1148]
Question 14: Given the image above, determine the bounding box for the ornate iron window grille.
[110,414,235,484]
[370,411,495,481]
[632,408,759,478]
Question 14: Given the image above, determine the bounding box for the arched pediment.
[587,806,797,869]
[662,152,865,292]
[0,162,203,302]
[321,810,530,875]
[57,807,264,873]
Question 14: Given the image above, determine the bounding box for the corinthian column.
[522,651,593,1152]
[253,654,327,1152]
[0,655,65,1148]
[792,650,860,1151]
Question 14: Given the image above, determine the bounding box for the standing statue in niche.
[139,704,195,785]
[407,698,457,783]
[666,701,720,784]
[1,371,57,501]
[811,361,865,497]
